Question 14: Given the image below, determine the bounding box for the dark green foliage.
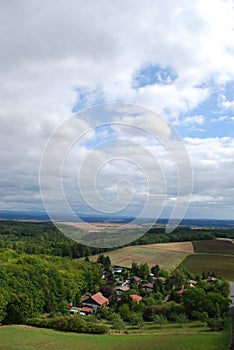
[129,312,144,328]
[27,315,108,334]
[130,261,150,279]
[182,283,230,319]
[0,221,105,258]
[192,240,234,255]
[152,314,167,328]
[143,302,185,321]
[110,313,125,332]
[97,254,112,270]
[207,318,225,331]
[174,313,188,327]
[0,249,102,324]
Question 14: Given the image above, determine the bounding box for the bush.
[207,318,224,331]
[152,314,167,328]
[27,316,108,334]
[174,313,188,327]
[143,302,185,321]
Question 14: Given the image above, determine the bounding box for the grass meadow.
[0,320,231,350]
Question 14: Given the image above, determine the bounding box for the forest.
[1,221,233,259]
[0,220,232,334]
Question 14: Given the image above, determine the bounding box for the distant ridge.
[0,210,234,228]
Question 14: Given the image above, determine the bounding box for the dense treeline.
[0,249,102,324]
[1,221,233,260]
[0,221,108,258]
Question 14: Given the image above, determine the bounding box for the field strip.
[88,243,193,270]
[144,242,194,253]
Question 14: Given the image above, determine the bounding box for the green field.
[192,240,234,255]
[88,244,192,270]
[178,254,234,280]
[0,323,231,350]
[88,239,234,275]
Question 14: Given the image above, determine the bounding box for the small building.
[130,294,142,303]
[126,276,142,285]
[69,306,80,316]
[115,285,130,295]
[80,306,92,315]
[82,292,109,313]
[177,284,186,295]
[112,266,123,274]
[142,283,154,292]
[206,276,217,283]
[189,279,197,286]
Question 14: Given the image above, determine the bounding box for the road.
[230,282,234,350]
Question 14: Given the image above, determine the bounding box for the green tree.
[175,313,188,327]
[110,313,125,332]
[119,304,131,321]
[182,287,206,317]
[130,313,144,328]
[153,314,167,328]
[198,311,209,326]
[151,264,160,276]
[138,263,150,280]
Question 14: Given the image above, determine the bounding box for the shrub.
[152,314,167,328]
[27,316,108,334]
[207,318,224,331]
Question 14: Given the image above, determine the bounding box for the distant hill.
[0,210,234,228]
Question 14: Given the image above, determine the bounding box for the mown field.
[0,322,231,350]
[88,242,194,270]
[178,254,234,280]
[88,239,234,274]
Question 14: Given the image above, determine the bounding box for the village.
[68,254,229,332]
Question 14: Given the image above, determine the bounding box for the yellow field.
[88,242,194,270]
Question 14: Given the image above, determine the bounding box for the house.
[69,306,80,316]
[80,306,92,315]
[177,284,186,295]
[142,283,154,292]
[189,279,197,288]
[130,294,142,303]
[206,276,217,283]
[115,285,130,295]
[153,276,167,283]
[102,271,111,280]
[126,276,142,285]
[189,279,197,286]
[82,292,109,313]
[112,266,123,274]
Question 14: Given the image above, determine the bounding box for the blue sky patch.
[132,64,177,88]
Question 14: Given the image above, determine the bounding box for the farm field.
[178,254,234,280]
[88,242,194,270]
[192,239,234,255]
[0,323,231,350]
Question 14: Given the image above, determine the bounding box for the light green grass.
[0,322,230,350]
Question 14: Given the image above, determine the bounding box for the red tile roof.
[80,307,92,313]
[82,292,109,306]
[177,284,186,295]
[142,283,154,289]
[130,294,142,302]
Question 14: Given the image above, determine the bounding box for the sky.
[1,0,234,221]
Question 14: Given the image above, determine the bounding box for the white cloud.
[1,0,234,218]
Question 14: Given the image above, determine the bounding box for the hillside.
[88,239,234,278]
[88,242,194,270]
